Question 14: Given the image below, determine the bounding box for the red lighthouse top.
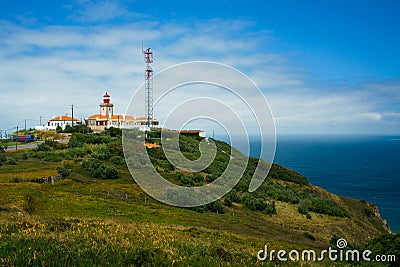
[103,92,110,103]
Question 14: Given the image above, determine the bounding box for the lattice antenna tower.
[143,46,154,128]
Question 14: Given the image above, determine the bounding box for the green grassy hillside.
[0,128,397,266]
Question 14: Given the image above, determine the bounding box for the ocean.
[219,134,400,233]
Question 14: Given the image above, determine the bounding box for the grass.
[0,214,361,266]
[0,130,395,266]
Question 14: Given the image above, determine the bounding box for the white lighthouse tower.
[100,92,114,118]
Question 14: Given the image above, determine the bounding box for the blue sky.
[0,0,399,135]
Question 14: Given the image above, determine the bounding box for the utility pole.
[70,105,74,127]
[24,119,27,144]
[15,126,18,150]
[40,116,42,126]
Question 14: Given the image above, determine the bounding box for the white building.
[36,115,81,130]
[85,92,159,132]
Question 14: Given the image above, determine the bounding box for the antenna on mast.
[143,46,154,129]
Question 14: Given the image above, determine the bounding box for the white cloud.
[66,0,145,22]
[0,14,399,135]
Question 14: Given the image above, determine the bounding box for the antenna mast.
[143,47,154,129]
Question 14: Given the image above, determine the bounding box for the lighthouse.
[100,92,114,118]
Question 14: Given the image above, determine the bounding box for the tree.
[0,142,7,153]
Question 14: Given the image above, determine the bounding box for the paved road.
[5,141,42,151]
[4,139,70,152]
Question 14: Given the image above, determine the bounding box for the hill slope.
[0,129,394,266]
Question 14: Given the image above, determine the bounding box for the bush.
[303,232,316,241]
[175,172,194,186]
[243,194,276,215]
[224,197,232,207]
[6,157,17,165]
[359,233,400,263]
[0,141,7,152]
[69,133,113,145]
[68,140,83,148]
[104,127,122,137]
[35,142,51,152]
[45,140,58,148]
[205,200,225,214]
[298,200,308,215]
[82,157,119,179]
[308,197,350,218]
[56,166,71,178]
[268,164,309,185]
[103,165,119,179]
[43,153,64,162]
[0,155,16,165]
[20,152,29,160]
[109,155,125,166]
[93,145,111,160]
[66,147,90,158]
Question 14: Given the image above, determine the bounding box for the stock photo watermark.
[257,238,397,263]
[122,61,276,207]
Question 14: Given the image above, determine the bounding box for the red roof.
[104,92,110,97]
[87,114,135,121]
[144,143,161,148]
[136,117,155,121]
[88,114,108,120]
[50,116,80,122]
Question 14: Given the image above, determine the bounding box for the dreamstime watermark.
[122,61,276,207]
[257,238,397,263]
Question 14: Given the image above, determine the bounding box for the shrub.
[93,146,111,160]
[360,233,400,263]
[224,197,232,207]
[43,153,64,162]
[45,140,58,148]
[68,140,83,148]
[268,164,309,185]
[20,152,29,160]
[107,141,124,157]
[0,154,16,165]
[0,142,7,152]
[205,200,225,214]
[243,194,276,215]
[104,127,122,137]
[298,200,309,215]
[35,142,51,152]
[56,166,71,178]
[192,173,204,184]
[63,124,91,133]
[303,232,316,241]
[66,147,89,158]
[308,197,350,218]
[6,157,17,165]
[109,155,125,166]
[175,172,194,186]
[82,157,119,179]
[103,165,119,179]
